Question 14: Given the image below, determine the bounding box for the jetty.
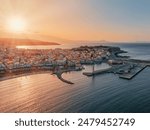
[53,70,74,84]
[83,67,112,76]
[119,65,147,80]
[82,64,128,77]
[83,60,150,80]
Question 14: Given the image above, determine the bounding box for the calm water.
[117,43,150,60]
[1,43,150,113]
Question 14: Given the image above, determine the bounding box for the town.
[0,45,118,73]
[0,45,150,83]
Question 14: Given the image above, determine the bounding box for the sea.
[0,43,150,113]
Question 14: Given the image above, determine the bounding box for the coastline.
[0,44,150,113]
[1,45,150,83]
[0,67,82,84]
[0,70,53,82]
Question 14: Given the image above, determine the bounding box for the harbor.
[119,65,148,80]
[0,45,150,83]
[83,59,150,80]
[83,67,111,76]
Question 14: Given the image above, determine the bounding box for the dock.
[119,66,147,80]
[83,67,112,76]
[83,62,150,80]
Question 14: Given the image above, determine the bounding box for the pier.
[83,67,112,76]
[53,70,74,84]
[119,66,147,80]
[119,63,150,80]
[83,60,150,80]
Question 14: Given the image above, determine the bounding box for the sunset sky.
[0,0,150,42]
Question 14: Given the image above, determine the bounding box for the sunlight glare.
[7,16,27,33]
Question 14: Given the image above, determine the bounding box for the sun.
[7,16,27,33]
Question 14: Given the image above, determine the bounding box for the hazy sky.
[0,0,150,42]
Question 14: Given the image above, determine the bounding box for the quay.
[119,63,150,80]
[119,65,147,80]
[83,60,150,80]
[82,64,128,77]
[83,67,112,76]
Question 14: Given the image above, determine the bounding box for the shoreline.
[1,45,150,83]
[0,67,81,84]
[0,70,53,82]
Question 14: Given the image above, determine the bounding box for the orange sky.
[0,0,150,43]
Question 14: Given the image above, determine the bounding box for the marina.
[83,67,111,76]
[119,65,147,80]
[83,59,150,80]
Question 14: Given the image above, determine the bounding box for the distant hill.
[0,38,60,46]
